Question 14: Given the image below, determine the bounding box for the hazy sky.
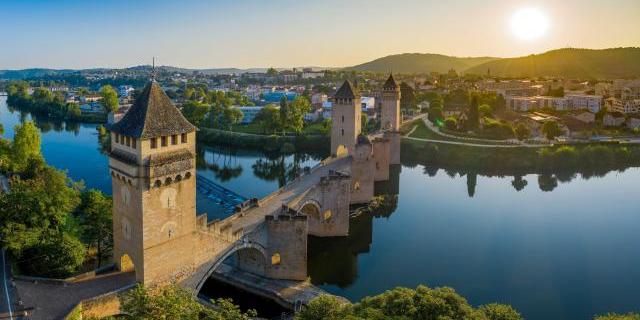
[1,0,639,69]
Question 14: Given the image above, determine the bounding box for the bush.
[444,117,458,130]
[19,232,86,278]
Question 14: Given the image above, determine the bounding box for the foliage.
[298,286,522,320]
[77,190,113,266]
[10,121,42,172]
[481,118,514,139]
[479,104,493,117]
[121,284,256,320]
[444,117,458,130]
[283,96,312,134]
[253,104,281,134]
[541,120,563,140]
[513,123,531,141]
[181,100,209,127]
[428,107,444,124]
[19,232,86,278]
[467,96,480,130]
[100,85,119,112]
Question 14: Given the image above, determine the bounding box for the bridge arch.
[194,240,268,292]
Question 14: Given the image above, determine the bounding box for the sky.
[1,0,639,70]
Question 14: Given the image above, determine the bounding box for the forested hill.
[345,53,497,74]
[465,47,640,79]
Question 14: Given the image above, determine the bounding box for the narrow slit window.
[171,135,177,145]
[161,136,167,147]
[181,133,187,143]
[131,138,137,149]
[151,138,157,149]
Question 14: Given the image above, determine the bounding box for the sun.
[510,8,549,41]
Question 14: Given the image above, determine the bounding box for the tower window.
[161,136,167,147]
[341,115,344,123]
[341,129,344,136]
[115,134,120,143]
[171,135,178,145]
[181,133,187,143]
[150,138,157,149]
[125,136,131,147]
[131,138,136,149]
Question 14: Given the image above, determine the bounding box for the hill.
[465,47,640,79]
[345,53,497,74]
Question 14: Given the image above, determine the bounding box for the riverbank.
[197,127,330,156]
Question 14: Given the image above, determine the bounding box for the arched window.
[271,253,281,265]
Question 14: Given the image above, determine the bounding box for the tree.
[296,295,352,320]
[479,104,493,117]
[11,121,42,173]
[100,85,119,113]
[19,232,86,278]
[286,96,312,134]
[220,107,244,130]
[595,313,640,320]
[121,285,256,320]
[468,96,479,130]
[361,113,369,135]
[514,122,531,141]
[184,87,196,101]
[181,100,209,127]
[541,120,563,140]
[477,303,523,320]
[266,67,278,76]
[428,107,444,125]
[444,117,458,130]
[279,96,289,134]
[253,104,281,134]
[77,190,112,267]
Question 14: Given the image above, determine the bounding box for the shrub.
[19,232,86,278]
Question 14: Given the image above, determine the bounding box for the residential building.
[311,93,328,106]
[603,113,626,127]
[566,94,602,113]
[573,111,596,124]
[81,94,102,103]
[302,71,325,79]
[606,98,640,114]
[626,117,640,130]
[118,85,135,97]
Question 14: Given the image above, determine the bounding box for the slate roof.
[334,80,359,99]
[108,81,196,138]
[383,74,399,90]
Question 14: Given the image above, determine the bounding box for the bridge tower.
[331,80,361,157]
[381,74,401,131]
[107,81,198,285]
[381,74,402,165]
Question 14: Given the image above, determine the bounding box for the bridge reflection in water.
[196,174,248,216]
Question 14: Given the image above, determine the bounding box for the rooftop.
[108,81,196,138]
[334,80,359,99]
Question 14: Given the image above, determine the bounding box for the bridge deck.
[218,156,351,235]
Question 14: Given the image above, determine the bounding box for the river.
[1,96,639,319]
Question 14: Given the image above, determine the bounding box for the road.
[1,249,16,320]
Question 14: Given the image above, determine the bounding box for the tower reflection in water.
[308,164,400,288]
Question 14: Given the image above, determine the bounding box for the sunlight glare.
[510,8,549,41]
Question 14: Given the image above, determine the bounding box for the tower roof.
[334,80,359,99]
[108,81,196,139]
[383,74,399,90]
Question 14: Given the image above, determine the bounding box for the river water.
[2,96,639,319]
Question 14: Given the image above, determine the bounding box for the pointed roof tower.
[334,80,359,99]
[383,74,399,90]
[108,81,196,138]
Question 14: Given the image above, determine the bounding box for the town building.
[603,113,626,127]
[606,98,640,114]
[566,94,602,113]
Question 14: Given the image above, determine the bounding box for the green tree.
[184,87,195,101]
[221,107,244,130]
[444,117,458,130]
[320,118,332,136]
[266,67,278,76]
[479,104,493,117]
[428,107,444,125]
[77,190,112,267]
[595,313,640,320]
[279,96,289,134]
[181,100,209,127]
[19,232,86,278]
[296,295,353,320]
[400,82,416,111]
[468,96,480,130]
[100,85,119,113]
[478,303,522,320]
[11,121,42,173]
[541,120,563,140]
[514,122,531,141]
[121,285,256,320]
[253,104,281,134]
[287,96,312,134]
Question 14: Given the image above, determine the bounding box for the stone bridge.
[107,78,402,306]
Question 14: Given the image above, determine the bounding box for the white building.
[118,85,134,97]
[566,94,602,113]
[302,71,325,79]
[606,98,640,114]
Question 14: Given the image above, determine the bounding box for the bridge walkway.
[216,156,351,236]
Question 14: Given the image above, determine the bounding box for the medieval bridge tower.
[108,81,198,285]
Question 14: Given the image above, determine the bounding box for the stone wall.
[264,214,308,281]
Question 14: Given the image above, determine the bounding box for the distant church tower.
[108,81,197,284]
[331,80,361,157]
[381,74,401,131]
